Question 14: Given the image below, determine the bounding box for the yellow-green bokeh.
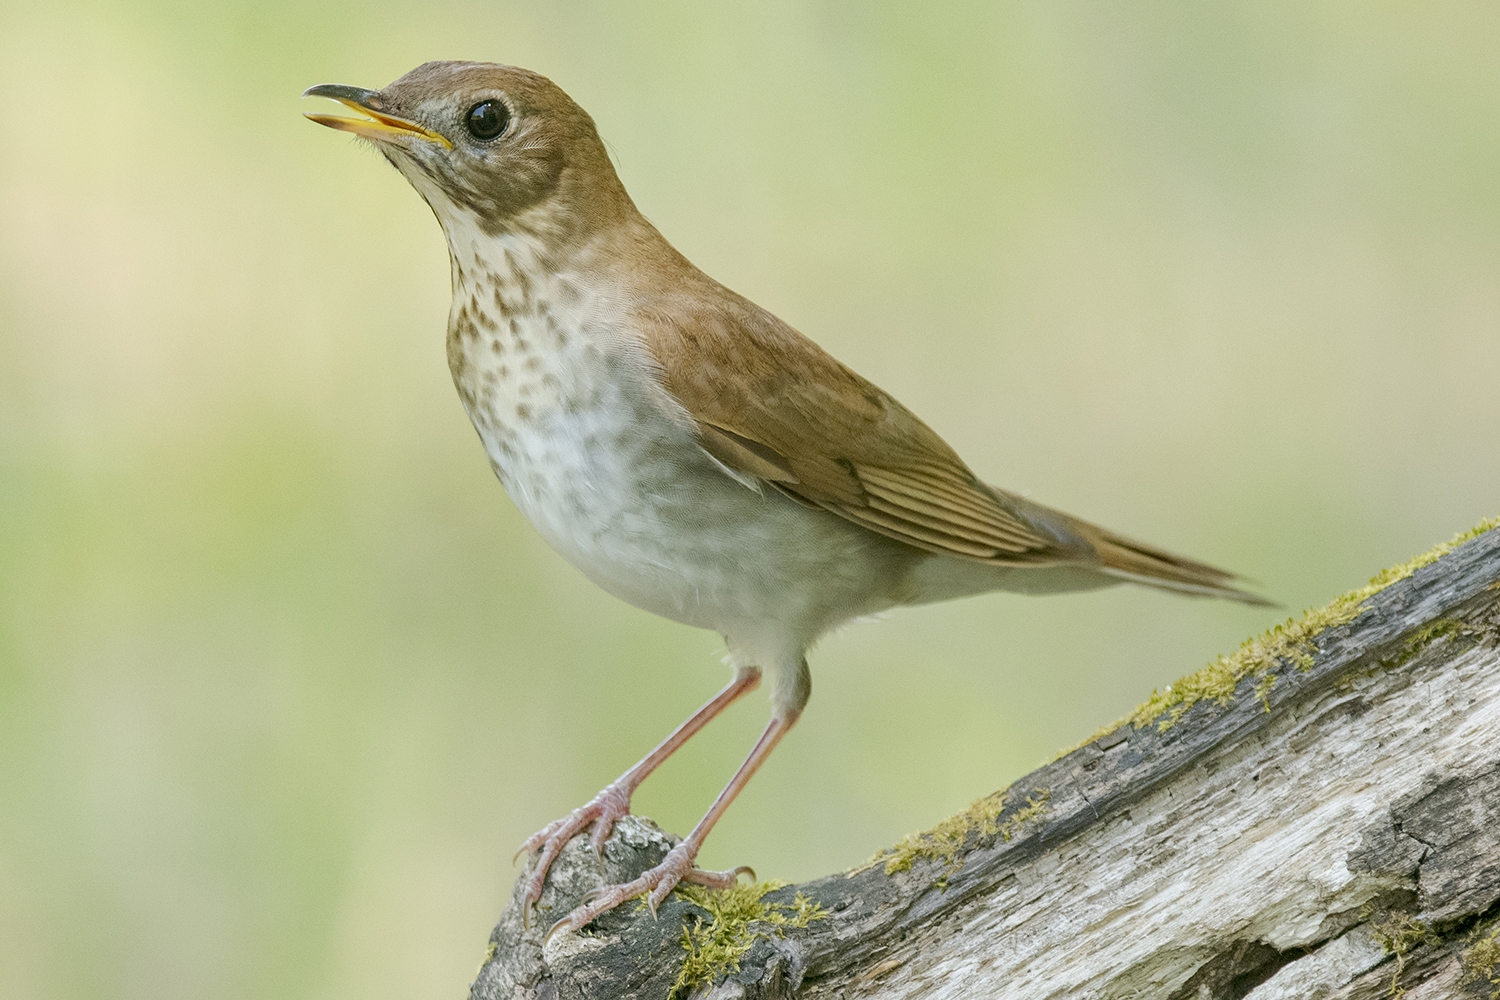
[3,2,1498,998]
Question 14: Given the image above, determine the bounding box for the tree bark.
[471,525,1500,1000]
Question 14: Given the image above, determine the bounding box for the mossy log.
[471,522,1500,1000]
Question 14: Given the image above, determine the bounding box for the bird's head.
[305,61,629,240]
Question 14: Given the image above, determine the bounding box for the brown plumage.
[305,60,1269,940]
[637,274,1262,595]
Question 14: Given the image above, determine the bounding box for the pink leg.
[517,668,761,909]
[546,708,799,941]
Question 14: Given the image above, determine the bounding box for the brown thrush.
[305,61,1268,939]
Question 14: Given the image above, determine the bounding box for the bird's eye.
[465,101,510,141]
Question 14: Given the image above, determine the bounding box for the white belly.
[446,289,915,658]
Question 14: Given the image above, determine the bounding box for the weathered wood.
[471,526,1500,1000]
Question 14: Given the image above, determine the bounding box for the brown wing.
[637,288,1064,565]
[634,280,1271,604]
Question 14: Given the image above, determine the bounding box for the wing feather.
[859,495,1026,551]
[695,419,799,483]
[853,466,1040,551]
[637,288,1059,564]
[628,275,1268,602]
[829,502,1005,559]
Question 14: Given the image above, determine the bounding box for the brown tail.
[1076,521,1274,606]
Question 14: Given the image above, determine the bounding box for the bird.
[304,60,1268,939]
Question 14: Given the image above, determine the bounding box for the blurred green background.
[2,1,1498,997]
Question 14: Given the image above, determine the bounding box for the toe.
[538,843,759,941]
[522,837,568,906]
[680,864,753,889]
[518,785,636,894]
[646,873,679,913]
[588,818,612,856]
[545,874,651,944]
[586,784,630,855]
[516,815,567,860]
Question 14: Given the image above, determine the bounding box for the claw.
[543,916,574,948]
[647,878,673,913]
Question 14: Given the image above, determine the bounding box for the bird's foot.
[515,781,633,909]
[544,842,754,943]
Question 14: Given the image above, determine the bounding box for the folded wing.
[638,285,1267,604]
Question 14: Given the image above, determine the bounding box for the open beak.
[302,84,452,149]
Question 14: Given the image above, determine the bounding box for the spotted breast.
[442,230,920,670]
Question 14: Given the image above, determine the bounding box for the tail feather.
[1078,523,1274,607]
[980,484,1274,606]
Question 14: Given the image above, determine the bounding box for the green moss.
[997,790,1051,843]
[669,881,827,999]
[1391,618,1465,666]
[862,788,1051,877]
[1252,672,1277,712]
[1124,515,1498,734]
[1461,927,1500,999]
[1329,617,1472,694]
[1372,913,1441,998]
